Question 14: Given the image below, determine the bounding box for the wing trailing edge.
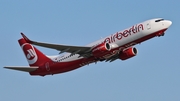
[20,33,92,56]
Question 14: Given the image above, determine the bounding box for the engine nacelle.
[92,43,111,57]
[119,47,137,60]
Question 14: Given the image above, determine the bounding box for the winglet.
[21,32,32,43]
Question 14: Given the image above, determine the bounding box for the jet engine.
[92,43,111,57]
[119,47,137,60]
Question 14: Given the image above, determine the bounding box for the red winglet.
[21,32,32,43]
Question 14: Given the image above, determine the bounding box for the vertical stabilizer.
[18,38,52,66]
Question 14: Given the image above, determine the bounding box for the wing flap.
[4,66,38,72]
[32,41,91,54]
[105,53,119,62]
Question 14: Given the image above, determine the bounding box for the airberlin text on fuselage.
[104,24,144,43]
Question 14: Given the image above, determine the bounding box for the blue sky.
[1,0,180,101]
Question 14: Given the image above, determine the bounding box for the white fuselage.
[51,18,172,63]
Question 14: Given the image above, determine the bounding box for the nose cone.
[165,20,172,28]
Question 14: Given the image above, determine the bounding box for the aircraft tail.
[18,38,52,66]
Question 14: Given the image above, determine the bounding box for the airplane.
[4,18,172,76]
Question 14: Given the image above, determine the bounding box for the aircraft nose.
[165,20,172,28]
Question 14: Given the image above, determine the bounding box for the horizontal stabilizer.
[4,66,38,72]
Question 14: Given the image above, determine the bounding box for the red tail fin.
[18,38,52,66]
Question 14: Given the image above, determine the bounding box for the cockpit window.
[155,19,164,22]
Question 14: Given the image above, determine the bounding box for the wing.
[21,33,92,56]
[105,53,119,62]
[4,66,38,72]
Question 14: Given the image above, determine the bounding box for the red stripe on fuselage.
[30,28,167,76]
[29,57,97,76]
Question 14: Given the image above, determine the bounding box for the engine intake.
[119,47,137,60]
[92,43,111,57]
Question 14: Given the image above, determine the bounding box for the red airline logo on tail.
[21,41,38,65]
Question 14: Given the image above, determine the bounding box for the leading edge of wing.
[21,33,92,55]
[4,66,38,72]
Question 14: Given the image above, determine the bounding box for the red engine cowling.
[92,43,111,57]
[119,47,137,60]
